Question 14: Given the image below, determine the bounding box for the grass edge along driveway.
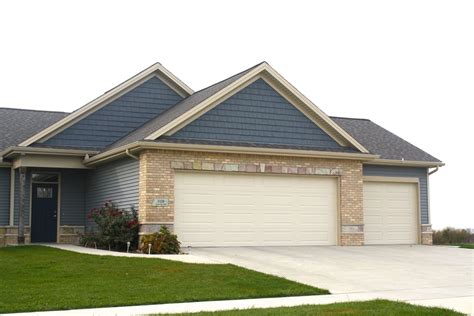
[0,245,328,313]
[162,300,462,316]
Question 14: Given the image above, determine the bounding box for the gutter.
[0,146,99,160]
[366,159,445,168]
[84,141,380,166]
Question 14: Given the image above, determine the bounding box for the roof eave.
[0,146,99,160]
[365,158,445,168]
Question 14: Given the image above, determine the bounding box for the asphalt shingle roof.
[331,116,441,162]
[0,108,68,152]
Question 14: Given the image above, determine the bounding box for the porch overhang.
[0,147,98,169]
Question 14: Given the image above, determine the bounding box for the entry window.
[32,173,58,183]
[37,187,53,199]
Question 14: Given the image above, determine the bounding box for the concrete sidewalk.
[4,292,471,316]
[40,244,222,264]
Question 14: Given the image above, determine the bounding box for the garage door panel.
[175,172,337,247]
[364,182,418,245]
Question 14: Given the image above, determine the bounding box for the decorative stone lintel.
[341,224,364,234]
[171,161,343,176]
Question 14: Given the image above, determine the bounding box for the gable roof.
[0,108,68,152]
[108,62,369,153]
[107,62,264,150]
[331,116,441,163]
[18,63,193,147]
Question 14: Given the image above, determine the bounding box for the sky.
[0,0,472,229]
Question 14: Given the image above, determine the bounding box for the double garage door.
[174,172,419,247]
[175,172,338,247]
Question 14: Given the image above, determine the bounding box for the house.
[0,62,443,247]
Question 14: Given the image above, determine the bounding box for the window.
[37,187,53,199]
[32,173,58,183]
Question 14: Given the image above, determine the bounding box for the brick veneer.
[421,224,433,245]
[0,225,83,246]
[139,149,365,246]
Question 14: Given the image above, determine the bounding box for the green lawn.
[0,246,328,313]
[456,243,474,249]
[166,300,461,316]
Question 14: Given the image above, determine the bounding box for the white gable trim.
[145,63,370,153]
[18,63,193,147]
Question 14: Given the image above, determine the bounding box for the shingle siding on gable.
[165,79,345,150]
[42,77,183,149]
[363,165,430,224]
[0,168,10,226]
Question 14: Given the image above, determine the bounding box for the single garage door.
[363,181,418,245]
[175,172,338,247]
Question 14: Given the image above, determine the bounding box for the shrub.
[81,201,139,251]
[433,227,474,245]
[140,226,181,254]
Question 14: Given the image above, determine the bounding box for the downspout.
[125,148,139,160]
[428,166,439,175]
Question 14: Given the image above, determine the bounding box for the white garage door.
[175,172,338,247]
[363,181,418,245]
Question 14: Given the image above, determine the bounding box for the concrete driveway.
[188,245,473,314]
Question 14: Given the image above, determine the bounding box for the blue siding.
[60,170,87,226]
[0,168,10,226]
[13,169,87,226]
[43,77,183,149]
[85,158,139,212]
[167,79,345,150]
[363,165,430,224]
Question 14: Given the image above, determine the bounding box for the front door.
[31,183,58,242]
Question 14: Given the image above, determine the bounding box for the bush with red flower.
[81,201,139,251]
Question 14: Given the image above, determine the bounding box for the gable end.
[163,79,353,151]
[40,76,183,149]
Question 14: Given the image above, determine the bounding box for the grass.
[0,246,328,313]
[165,300,462,315]
[455,243,474,249]
[438,243,474,249]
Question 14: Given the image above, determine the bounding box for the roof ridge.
[330,116,370,121]
[0,107,69,114]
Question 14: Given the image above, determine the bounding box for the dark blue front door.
[31,183,58,242]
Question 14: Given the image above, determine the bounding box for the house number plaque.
[152,198,169,207]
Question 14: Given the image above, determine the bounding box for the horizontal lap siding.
[42,77,183,149]
[363,165,430,224]
[85,158,139,213]
[60,170,87,226]
[167,79,345,150]
[0,168,10,225]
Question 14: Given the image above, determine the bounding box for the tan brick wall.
[421,224,433,245]
[139,149,364,246]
